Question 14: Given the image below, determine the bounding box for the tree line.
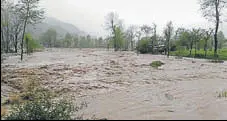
[1,0,226,60]
[39,28,107,49]
[104,0,227,58]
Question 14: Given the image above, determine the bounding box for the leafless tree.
[164,21,174,58]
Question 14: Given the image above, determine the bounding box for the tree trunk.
[214,0,219,58]
[195,39,197,57]
[204,39,208,57]
[152,39,154,54]
[131,40,133,51]
[15,34,18,53]
[167,39,169,58]
[21,19,27,61]
[6,21,9,53]
[26,36,29,55]
[1,29,5,53]
[190,38,193,57]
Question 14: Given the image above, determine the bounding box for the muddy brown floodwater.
[1,48,227,120]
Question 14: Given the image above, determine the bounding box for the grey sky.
[39,0,226,37]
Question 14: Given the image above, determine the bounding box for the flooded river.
[1,48,227,119]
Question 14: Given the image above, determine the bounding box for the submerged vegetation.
[218,91,227,98]
[1,78,85,120]
[150,61,165,68]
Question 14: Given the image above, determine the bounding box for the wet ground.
[1,48,227,120]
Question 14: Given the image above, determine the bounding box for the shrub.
[137,39,149,54]
[5,96,75,120]
[150,61,165,68]
[3,78,78,120]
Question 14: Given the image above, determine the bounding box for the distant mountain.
[27,17,86,39]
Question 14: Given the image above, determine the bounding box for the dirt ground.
[1,48,227,120]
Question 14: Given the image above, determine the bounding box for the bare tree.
[199,0,227,57]
[16,0,44,60]
[202,28,214,57]
[126,25,137,51]
[12,6,23,53]
[1,1,14,53]
[135,30,142,55]
[105,12,121,51]
[140,25,152,40]
[152,23,157,53]
[192,28,203,56]
[164,21,174,58]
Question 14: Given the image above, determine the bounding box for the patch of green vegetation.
[25,33,44,54]
[218,91,227,98]
[170,48,227,60]
[1,78,80,120]
[4,94,76,120]
[1,77,106,120]
[137,39,149,54]
[150,61,165,68]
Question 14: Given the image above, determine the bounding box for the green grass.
[150,61,165,68]
[170,48,227,60]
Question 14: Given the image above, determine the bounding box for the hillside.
[27,17,86,39]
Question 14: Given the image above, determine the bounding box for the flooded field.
[1,48,227,120]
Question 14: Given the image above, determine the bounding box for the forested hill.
[27,17,86,39]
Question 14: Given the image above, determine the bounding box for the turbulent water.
[1,48,227,120]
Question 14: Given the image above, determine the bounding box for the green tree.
[202,29,213,57]
[115,27,124,50]
[217,31,226,49]
[73,35,79,48]
[105,12,122,51]
[41,28,57,47]
[16,0,44,60]
[25,33,42,54]
[199,0,227,57]
[64,33,72,48]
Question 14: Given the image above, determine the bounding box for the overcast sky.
[39,0,226,37]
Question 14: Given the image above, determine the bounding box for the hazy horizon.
[39,0,227,37]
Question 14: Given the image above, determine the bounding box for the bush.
[3,86,78,120]
[137,39,149,54]
[5,96,74,120]
[150,61,165,68]
[2,78,79,120]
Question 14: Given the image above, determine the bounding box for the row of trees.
[104,0,227,58]
[1,0,44,60]
[39,28,107,48]
[1,0,226,60]
[104,11,226,56]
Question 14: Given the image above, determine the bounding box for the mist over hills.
[27,17,87,39]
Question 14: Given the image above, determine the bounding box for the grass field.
[170,48,227,60]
